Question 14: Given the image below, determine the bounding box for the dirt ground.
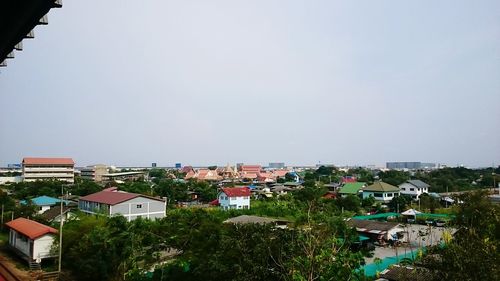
[365,224,455,264]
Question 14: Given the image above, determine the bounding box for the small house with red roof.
[78,187,166,221]
[6,218,58,262]
[218,187,251,210]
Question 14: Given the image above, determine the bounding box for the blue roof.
[20,195,70,206]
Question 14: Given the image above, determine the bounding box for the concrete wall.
[111,197,165,221]
[32,234,56,261]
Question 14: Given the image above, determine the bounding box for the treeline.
[59,194,369,281]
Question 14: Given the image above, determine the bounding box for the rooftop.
[338,182,366,194]
[224,215,289,225]
[363,182,399,192]
[22,157,74,165]
[6,218,57,240]
[221,187,251,197]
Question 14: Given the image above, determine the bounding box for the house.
[78,187,166,221]
[20,195,72,214]
[41,205,76,223]
[338,182,366,198]
[224,215,289,229]
[5,218,57,263]
[22,157,75,183]
[399,180,430,199]
[218,187,250,210]
[347,219,405,242]
[362,182,400,203]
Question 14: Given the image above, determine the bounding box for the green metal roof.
[338,182,366,194]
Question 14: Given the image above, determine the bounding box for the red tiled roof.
[23,157,74,165]
[6,218,57,240]
[79,190,140,205]
[221,187,251,197]
[79,189,165,205]
[273,170,289,177]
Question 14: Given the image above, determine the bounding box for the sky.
[0,0,499,168]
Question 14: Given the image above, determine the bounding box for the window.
[387,193,393,197]
[243,205,249,209]
[410,188,415,191]
[374,193,383,198]
[402,187,406,191]
[136,204,142,209]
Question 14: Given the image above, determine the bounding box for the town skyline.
[1,0,499,168]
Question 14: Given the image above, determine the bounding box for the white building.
[22,157,75,183]
[362,181,400,203]
[399,180,430,199]
[78,187,166,221]
[218,187,251,210]
[6,218,58,262]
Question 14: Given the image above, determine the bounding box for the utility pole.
[58,186,64,275]
[1,204,3,231]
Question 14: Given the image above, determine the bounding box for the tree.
[387,195,411,213]
[421,190,500,280]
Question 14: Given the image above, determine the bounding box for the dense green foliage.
[421,191,500,280]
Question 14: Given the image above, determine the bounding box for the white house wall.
[111,197,166,221]
[218,192,250,210]
[33,234,56,261]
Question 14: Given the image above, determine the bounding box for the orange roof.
[23,157,74,165]
[6,218,57,240]
[221,187,251,197]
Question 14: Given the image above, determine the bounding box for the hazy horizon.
[1,1,499,168]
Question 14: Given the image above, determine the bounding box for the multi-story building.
[218,187,251,210]
[78,187,166,221]
[386,162,436,170]
[22,157,75,183]
[268,162,285,169]
[80,164,108,182]
[399,180,430,199]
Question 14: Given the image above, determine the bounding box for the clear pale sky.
[0,0,499,167]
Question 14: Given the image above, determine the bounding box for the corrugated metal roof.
[362,182,399,192]
[6,218,57,240]
[22,157,74,165]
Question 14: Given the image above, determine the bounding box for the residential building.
[399,180,430,199]
[20,195,71,214]
[5,218,58,263]
[80,164,108,182]
[338,182,366,198]
[362,181,400,203]
[22,157,74,183]
[78,187,166,221]
[218,187,251,210]
[41,205,76,223]
[347,219,405,242]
